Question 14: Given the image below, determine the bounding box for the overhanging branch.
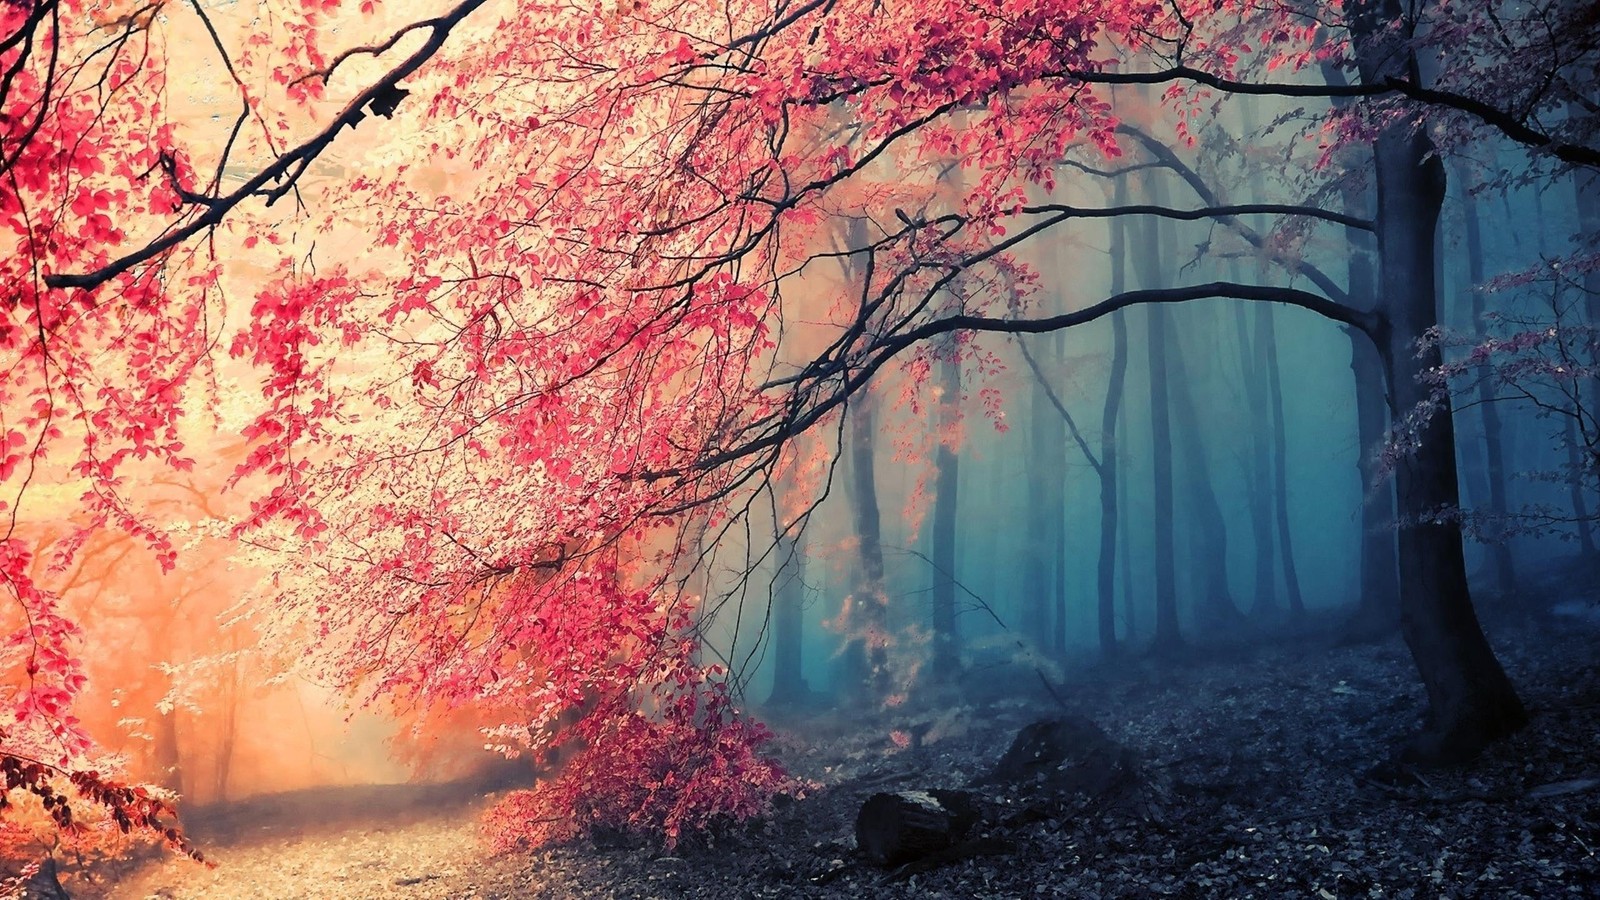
[44,0,493,291]
[1020,201,1372,232]
[652,281,1379,482]
[1074,65,1600,169]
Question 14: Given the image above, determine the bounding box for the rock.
[854,789,979,866]
[983,716,1138,800]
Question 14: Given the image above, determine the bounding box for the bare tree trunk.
[847,388,890,705]
[769,525,809,706]
[1260,305,1305,618]
[1237,96,1304,621]
[1052,334,1070,657]
[1235,300,1277,617]
[1147,304,1182,654]
[1118,422,1137,644]
[1572,145,1600,556]
[1168,331,1244,629]
[1136,181,1182,653]
[1355,0,1525,760]
[930,347,962,678]
[1349,323,1401,632]
[1456,167,1517,595]
[211,630,241,803]
[153,707,184,798]
[1322,61,1401,632]
[1097,178,1131,658]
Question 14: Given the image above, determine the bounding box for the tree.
[1447,162,1517,596]
[8,0,1600,851]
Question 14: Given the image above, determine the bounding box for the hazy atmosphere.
[1,1,1597,898]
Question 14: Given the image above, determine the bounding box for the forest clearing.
[1,0,1598,897]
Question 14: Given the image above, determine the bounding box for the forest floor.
[89,584,1600,899]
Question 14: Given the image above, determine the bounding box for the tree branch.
[1020,201,1372,232]
[44,0,493,290]
[1116,124,1352,306]
[1073,65,1600,169]
[649,281,1378,482]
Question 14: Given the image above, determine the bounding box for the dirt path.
[100,784,532,900]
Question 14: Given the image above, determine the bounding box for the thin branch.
[45,0,494,290]
[1016,338,1102,475]
[1071,65,1600,168]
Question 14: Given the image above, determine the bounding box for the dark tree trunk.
[1118,426,1137,644]
[1097,180,1131,657]
[211,636,240,803]
[1236,96,1303,621]
[1356,0,1525,760]
[930,348,962,678]
[769,526,809,706]
[1234,300,1277,618]
[1322,61,1400,631]
[1572,147,1600,556]
[847,388,890,705]
[1260,305,1306,618]
[1456,168,1517,595]
[1052,329,1070,658]
[1168,326,1244,629]
[1349,324,1401,632]
[1138,195,1182,653]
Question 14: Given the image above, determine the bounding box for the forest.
[0,0,1598,897]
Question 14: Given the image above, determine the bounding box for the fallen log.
[854,789,979,866]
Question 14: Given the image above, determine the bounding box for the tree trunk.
[1357,0,1526,758]
[1234,300,1277,618]
[1118,423,1136,644]
[1349,323,1401,633]
[1456,168,1517,595]
[1571,144,1600,556]
[1052,329,1070,658]
[1322,60,1400,631]
[1260,305,1306,618]
[1097,180,1131,657]
[211,634,241,803]
[769,526,809,706]
[930,348,962,678]
[847,388,890,705]
[1168,326,1244,629]
[1139,196,1182,653]
[1236,96,1304,621]
[153,706,184,798]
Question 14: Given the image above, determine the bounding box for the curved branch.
[890,282,1378,350]
[647,281,1379,482]
[45,0,493,290]
[1074,65,1600,169]
[1017,338,1102,476]
[1117,124,1352,306]
[1020,201,1372,232]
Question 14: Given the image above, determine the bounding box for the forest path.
[100,781,535,900]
